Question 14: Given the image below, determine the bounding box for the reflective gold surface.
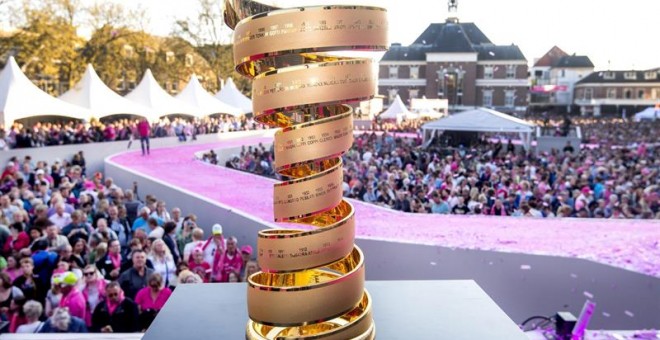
[225,1,387,338]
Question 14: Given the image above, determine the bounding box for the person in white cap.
[202,224,226,265]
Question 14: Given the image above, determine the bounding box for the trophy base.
[143,280,527,340]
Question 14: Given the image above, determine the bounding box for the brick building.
[378,17,528,114]
[574,69,660,116]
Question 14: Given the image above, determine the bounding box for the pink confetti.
[109,138,660,279]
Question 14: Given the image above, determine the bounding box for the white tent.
[59,64,152,119]
[633,107,659,122]
[214,77,252,114]
[379,95,418,121]
[417,107,444,119]
[0,56,90,127]
[176,74,242,117]
[124,69,200,118]
[422,107,536,149]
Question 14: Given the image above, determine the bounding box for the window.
[506,65,516,79]
[638,89,645,99]
[504,90,515,107]
[145,48,155,63]
[408,89,419,99]
[584,88,593,100]
[644,71,658,80]
[389,66,398,78]
[409,65,419,79]
[624,88,632,99]
[166,51,175,64]
[561,69,566,77]
[122,45,134,58]
[603,72,616,80]
[185,54,194,67]
[482,90,493,107]
[388,88,398,102]
[624,72,637,80]
[484,66,493,79]
[653,89,658,100]
[607,88,617,99]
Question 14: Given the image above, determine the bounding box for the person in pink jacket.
[219,237,243,282]
[137,118,151,156]
[57,272,87,322]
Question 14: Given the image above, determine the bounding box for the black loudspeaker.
[555,311,577,339]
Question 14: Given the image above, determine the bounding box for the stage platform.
[143,280,527,340]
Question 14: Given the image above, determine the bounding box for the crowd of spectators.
[0,152,257,333]
[233,118,660,220]
[0,115,266,149]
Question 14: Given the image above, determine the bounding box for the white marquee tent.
[633,107,659,122]
[59,64,153,119]
[422,107,536,149]
[176,74,242,117]
[378,95,418,121]
[0,56,89,127]
[124,69,200,118]
[214,77,252,114]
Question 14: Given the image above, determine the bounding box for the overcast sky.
[7,0,660,71]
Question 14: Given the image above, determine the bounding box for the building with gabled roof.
[379,9,528,114]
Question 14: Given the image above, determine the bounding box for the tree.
[172,0,251,94]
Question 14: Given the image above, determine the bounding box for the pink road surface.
[109,136,660,278]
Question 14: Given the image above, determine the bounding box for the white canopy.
[214,77,252,114]
[124,69,200,118]
[417,107,444,119]
[176,74,242,117]
[633,107,659,122]
[379,95,418,121]
[422,107,536,148]
[59,64,152,119]
[0,56,90,126]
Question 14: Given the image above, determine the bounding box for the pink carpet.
[108,136,660,278]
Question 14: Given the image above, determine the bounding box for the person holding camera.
[181,226,204,263]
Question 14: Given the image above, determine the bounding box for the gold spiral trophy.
[224,1,388,339]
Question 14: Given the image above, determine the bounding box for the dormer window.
[603,72,615,80]
[624,72,637,80]
[644,71,658,80]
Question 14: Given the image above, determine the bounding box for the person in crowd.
[80,265,106,322]
[242,261,259,282]
[239,245,252,279]
[27,242,56,299]
[108,205,131,253]
[0,272,23,320]
[38,307,88,333]
[44,274,62,317]
[148,240,176,288]
[70,238,88,270]
[118,250,153,300]
[3,255,23,282]
[182,227,204,263]
[134,272,172,331]
[57,272,86,322]
[15,300,43,333]
[87,242,107,266]
[150,201,170,222]
[91,281,139,333]
[96,240,123,281]
[131,207,152,232]
[89,218,118,248]
[4,222,30,254]
[202,224,225,266]
[176,216,197,255]
[216,236,242,283]
[161,222,180,265]
[61,210,91,246]
[48,203,72,230]
[8,295,28,332]
[137,118,151,156]
[178,270,203,284]
[188,248,210,282]
[39,223,69,251]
